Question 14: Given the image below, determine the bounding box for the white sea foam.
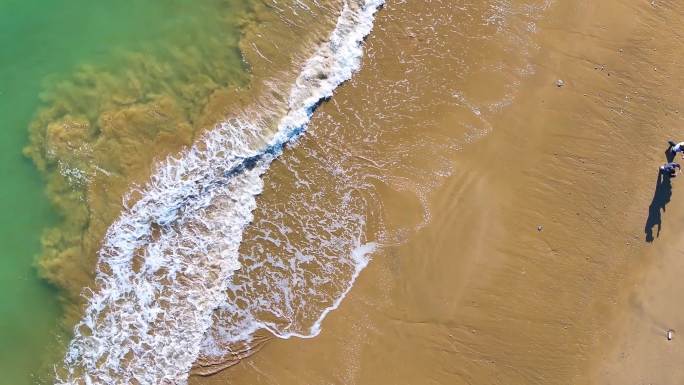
[57,1,385,384]
[194,0,557,369]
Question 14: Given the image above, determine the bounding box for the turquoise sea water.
[0,1,248,383]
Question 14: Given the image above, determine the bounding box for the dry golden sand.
[194,1,684,384]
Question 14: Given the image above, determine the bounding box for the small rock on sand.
[556,79,565,87]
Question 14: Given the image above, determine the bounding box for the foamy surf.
[56,1,385,384]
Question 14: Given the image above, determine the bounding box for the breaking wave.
[56,1,385,384]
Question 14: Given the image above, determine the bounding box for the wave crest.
[57,1,385,384]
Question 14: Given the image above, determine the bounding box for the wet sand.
[194,0,684,384]
[25,0,340,329]
[24,0,684,382]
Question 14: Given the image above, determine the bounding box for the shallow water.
[6,0,546,381]
[1,1,250,383]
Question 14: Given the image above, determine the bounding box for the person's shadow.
[645,170,673,242]
[666,144,676,163]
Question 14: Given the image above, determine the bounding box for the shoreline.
[11,0,684,383]
[195,1,684,384]
[53,1,387,383]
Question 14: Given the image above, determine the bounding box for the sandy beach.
[8,0,684,383]
[192,1,684,384]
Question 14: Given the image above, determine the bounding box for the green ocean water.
[0,1,249,383]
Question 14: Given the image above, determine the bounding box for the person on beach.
[660,162,681,178]
[668,141,684,158]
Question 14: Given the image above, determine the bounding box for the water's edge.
[57,1,384,383]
